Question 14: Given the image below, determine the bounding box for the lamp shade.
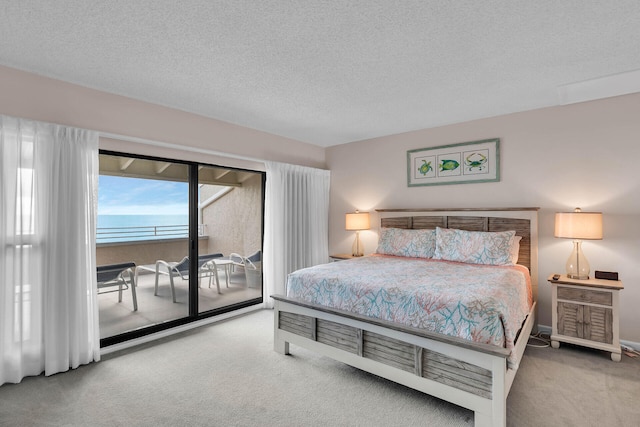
[345,211,370,231]
[554,208,603,240]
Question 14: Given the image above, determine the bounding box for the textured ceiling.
[1,1,639,147]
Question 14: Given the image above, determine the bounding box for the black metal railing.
[97,224,205,243]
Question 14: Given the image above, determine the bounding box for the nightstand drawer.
[557,286,612,306]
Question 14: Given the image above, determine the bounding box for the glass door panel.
[197,165,264,314]
[97,153,189,339]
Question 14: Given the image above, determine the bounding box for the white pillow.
[510,236,522,264]
[376,228,436,258]
[433,227,516,266]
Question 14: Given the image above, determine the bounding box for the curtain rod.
[3,115,261,163]
[98,131,266,164]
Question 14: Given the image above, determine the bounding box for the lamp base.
[565,240,591,281]
[351,231,364,257]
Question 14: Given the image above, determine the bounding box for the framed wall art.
[407,138,500,187]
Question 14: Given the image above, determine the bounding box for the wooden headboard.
[377,208,539,301]
[380,214,532,270]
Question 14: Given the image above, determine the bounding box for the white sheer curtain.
[263,162,330,308]
[0,115,100,385]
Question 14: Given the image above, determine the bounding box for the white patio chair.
[154,253,223,302]
[97,262,138,311]
[228,250,262,289]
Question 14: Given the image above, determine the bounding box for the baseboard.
[536,324,639,351]
[620,339,640,352]
[100,303,264,356]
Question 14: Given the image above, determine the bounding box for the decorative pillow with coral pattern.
[433,227,516,266]
[376,228,436,258]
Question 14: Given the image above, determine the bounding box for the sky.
[98,175,188,216]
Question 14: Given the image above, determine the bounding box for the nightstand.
[329,254,359,262]
[548,274,623,361]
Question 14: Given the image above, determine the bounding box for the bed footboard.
[273,295,536,427]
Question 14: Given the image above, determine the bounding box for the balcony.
[97,228,262,339]
[98,254,261,339]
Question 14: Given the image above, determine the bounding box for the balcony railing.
[97,224,206,243]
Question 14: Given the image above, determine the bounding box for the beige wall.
[326,93,640,343]
[0,65,326,169]
[3,64,638,344]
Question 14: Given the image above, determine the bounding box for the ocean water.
[97,214,189,243]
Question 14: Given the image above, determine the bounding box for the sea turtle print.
[418,160,433,175]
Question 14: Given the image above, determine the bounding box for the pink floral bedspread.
[286,255,532,364]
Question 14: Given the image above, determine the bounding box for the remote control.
[552,274,560,281]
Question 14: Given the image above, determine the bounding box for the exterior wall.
[201,174,263,258]
[96,238,208,266]
[326,93,640,343]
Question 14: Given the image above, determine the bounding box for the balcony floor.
[98,267,262,339]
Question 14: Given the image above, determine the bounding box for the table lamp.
[554,208,603,280]
[345,211,370,257]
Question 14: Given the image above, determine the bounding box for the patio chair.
[229,250,261,269]
[154,253,223,302]
[228,250,262,289]
[97,262,138,311]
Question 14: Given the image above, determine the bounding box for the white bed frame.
[272,208,538,427]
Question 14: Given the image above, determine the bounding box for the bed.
[272,208,538,427]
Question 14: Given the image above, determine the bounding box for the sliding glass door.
[197,165,264,314]
[97,151,264,346]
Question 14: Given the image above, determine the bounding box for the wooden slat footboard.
[273,295,537,427]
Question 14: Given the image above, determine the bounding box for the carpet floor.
[1,309,638,426]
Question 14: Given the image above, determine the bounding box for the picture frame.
[407,138,500,187]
